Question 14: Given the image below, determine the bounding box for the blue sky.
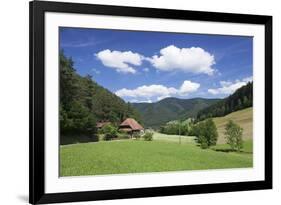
[60,27,253,103]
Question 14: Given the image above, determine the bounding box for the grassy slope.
[60,140,252,177]
[213,107,253,144]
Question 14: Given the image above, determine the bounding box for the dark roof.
[119,118,144,131]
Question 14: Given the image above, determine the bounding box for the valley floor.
[60,137,253,177]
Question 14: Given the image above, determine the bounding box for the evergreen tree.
[237,99,242,110]
[243,96,249,106]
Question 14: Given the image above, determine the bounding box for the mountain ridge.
[132,97,221,128]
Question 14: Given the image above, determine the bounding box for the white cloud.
[147,45,215,75]
[208,76,252,95]
[130,99,152,103]
[242,76,253,82]
[95,49,143,74]
[179,80,200,95]
[115,80,200,102]
[157,95,170,101]
[115,85,178,98]
[219,81,233,87]
[95,46,217,75]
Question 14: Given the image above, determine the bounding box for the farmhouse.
[119,118,144,137]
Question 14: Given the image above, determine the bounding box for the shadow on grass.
[60,135,99,145]
[212,148,252,154]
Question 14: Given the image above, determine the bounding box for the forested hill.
[197,82,253,122]
[59,52,141,135]
[132,97,220,129]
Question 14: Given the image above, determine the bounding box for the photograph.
[59,27,254,177]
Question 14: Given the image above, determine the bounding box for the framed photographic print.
[29,0,272,204]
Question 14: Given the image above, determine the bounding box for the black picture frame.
[29,0,272,204]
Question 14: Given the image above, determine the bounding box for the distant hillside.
[197,82,253,121]
[132,97,220,128]
[213,107,253,144]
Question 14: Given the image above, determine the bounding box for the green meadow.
[60,137,252,177]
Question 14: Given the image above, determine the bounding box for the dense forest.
[196,82,253,121]
[59,52,141,136]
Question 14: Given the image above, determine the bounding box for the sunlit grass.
[60,140,252,177]
[213,107,253,144]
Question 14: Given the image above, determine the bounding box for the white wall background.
[0,0,279,204]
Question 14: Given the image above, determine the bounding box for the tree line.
[159,119,193,136]
[59,52,142,137]
[196,82,253,121]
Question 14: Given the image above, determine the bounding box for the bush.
[101,124,118,141]
[143,131,153,141]
[133,132,141,139]
[198,135,208,149]
[116,131,130,139]
[224,120,243,152]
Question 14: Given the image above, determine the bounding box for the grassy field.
[213,107,253,144]
[211,139,253,153]
[60,139,252,177]
[153,132,196,144]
